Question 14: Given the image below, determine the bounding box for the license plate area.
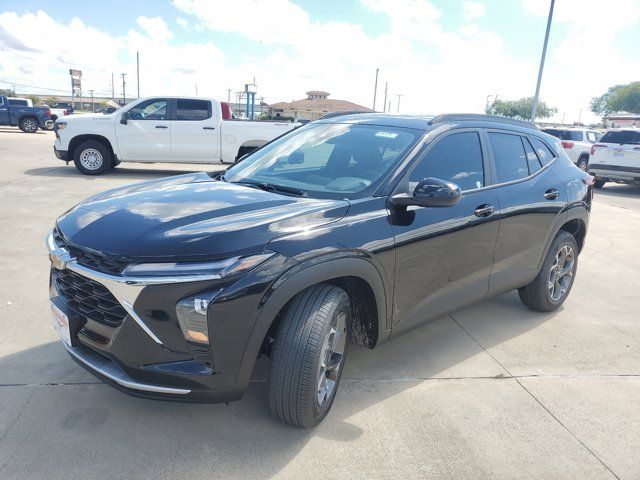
[51,301,71,346]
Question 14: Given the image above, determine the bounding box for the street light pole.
[531,0,555,122]
[121,73,126,104]
[372,68,379,111]
[396,94,402,113]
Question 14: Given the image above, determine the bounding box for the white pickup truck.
[53,96,299,175]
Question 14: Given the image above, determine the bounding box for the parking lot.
[1,127,639,479]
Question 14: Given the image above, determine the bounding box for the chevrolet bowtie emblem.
[50,248,72,270]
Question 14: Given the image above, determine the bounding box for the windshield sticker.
[375,131,398,139]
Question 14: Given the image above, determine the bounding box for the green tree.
[0,87,15,96]
[590,81,640,115]
[486,97,557,120]
[26,94,41,106]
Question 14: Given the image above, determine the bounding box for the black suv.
[47,114,592,427]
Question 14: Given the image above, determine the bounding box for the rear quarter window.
[529,137,557,166]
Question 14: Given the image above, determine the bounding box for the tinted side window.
[530,138,557,165]
[176,99,211,121]
[128,99,168,120]
[8,99,28,106]
[523,137,542,174]
[567,131,583,141]
[488,133,528,183]
[410,132,484,191]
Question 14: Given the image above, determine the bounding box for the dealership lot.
[1,128,639,479]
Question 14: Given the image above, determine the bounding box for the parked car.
[42,104,69,129]
[53,102,75,114]
[47,113,592,427]
[7,97,33,107]
[588,128,640,188]
[53,96,300,175]
[0,95,52,132]
[541,127,602,171]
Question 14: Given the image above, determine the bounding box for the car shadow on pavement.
[0,291,558,479]
[23,165,208,180]
[594,184,640,198]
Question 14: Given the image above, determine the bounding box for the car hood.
[56,172,350,260]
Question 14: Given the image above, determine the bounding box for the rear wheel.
[268,284,350,428]
[577,156,588,171]
[518,231,578,312]
[73,140,113,175]
[594,179,606,189]
[19,117,38,133]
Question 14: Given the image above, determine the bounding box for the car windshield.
[223,123,421,199]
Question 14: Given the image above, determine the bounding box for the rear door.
[0,97,9,124]
[115,98,171,161]
[487,131,566,295]
[390,130,500,333]
[169,99,219,162]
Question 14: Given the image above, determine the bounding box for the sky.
[1,0,639,124]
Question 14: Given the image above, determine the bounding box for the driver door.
[390,129,500,333]
[115,98,171,161]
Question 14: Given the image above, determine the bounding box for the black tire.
[577,156,588,171]
[73,140,113,175]
[19,116,38,133]
[235,146,258,162]
[594,179,606,189]
[518,231,579,312]
[268,284,351,428]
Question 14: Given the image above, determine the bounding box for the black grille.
[53,268,127,327]
[53,228,129,276]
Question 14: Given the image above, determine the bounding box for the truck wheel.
[19,117,38,133]
[73,140,112,175]
[268,284,351,428]
[577,156,588,171]
[594,179,606,189]
[518,231,578,312]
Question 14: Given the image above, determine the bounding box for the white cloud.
[136,16,173,41]
[462,2,485,20]
[176,17,189,30]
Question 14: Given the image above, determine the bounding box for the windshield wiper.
[232,180,306,197]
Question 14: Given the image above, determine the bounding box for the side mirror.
[391,177,462,208]
[120,111,128,125]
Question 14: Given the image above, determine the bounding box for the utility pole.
[372,68,379,111]
[120,73,126,104]
[136,51,140,98]
[227,88,231,104]
[195,84,198,95]
[111,73,114,100]
[561,112,566,125]
[531,0,555,122]
[388,100,391,113]
[383,82,388,113]
[578,109,582,124]
[396,94,402,113]
[89,90,94,112]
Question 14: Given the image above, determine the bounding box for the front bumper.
[46,231,277,403]
[54,146,69,160]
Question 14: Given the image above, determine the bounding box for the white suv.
[541,127,602,171]
[589,128,640,188]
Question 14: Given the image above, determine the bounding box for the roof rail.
[429,114,537,129]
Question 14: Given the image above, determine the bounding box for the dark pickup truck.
[0,95,52,132]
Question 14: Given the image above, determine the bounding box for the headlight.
[176,290,222,345]
[123,252,275,280]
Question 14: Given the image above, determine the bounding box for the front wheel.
[518,231,578,312]
[19,117,38,133]
[268,284,350,428]
[73,140,113,175]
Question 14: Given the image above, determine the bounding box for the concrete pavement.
[0,127,638,479]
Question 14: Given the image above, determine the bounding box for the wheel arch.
[69,134,115,162]
[559,217,587,252]
[233,256,390,389]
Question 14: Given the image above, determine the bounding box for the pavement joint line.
[449,313,622,480]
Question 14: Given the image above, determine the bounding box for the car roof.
[316,113,538,133]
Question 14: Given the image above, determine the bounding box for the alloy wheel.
[317,310,347,407]
[24,119,37,132]
[548,244,575,301]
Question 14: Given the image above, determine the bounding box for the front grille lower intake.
[53,268,127,327]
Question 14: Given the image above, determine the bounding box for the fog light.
[176,290,221,345]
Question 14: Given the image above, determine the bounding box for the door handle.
[544,188,559,200]
[474,204,495,217]
[155,125,168,129]
[202,126,216,130]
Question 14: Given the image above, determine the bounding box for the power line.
[0,79,112,97]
